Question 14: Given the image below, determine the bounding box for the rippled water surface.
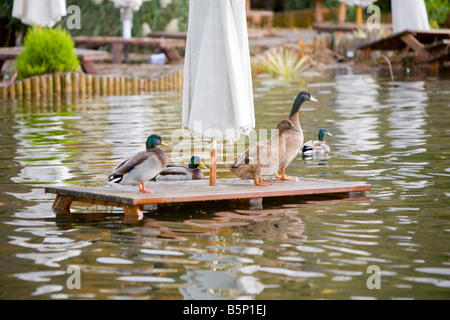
[1,70,449,300]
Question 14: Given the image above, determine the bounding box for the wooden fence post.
[8,83,15,100]
[15,81,23,100]
[53,73,61,95]
[47,74,53,97]
[63,72,72,95]
[31,76,40,97]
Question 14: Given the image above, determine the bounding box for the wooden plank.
[358,29,450,50]
[111,43,124,64]
[52,195,74,210]
[426,51,450,63]
[81,60,99,75]
[74,48,109,61]
[400,33,429,62]
[147,32,187,40]
[161,47,183,64]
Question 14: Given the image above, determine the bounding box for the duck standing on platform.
[156,156,207,180]
[275,91,318,180]
[227,119,300,186]
[302,128,333,156]
[108,134,169,193]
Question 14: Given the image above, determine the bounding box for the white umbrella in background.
[391,0,430,34]
[182,0,255,186]
[338,0,375,5]
[109,0,143,39]
[12,0,67,27]
[109,0,146,62]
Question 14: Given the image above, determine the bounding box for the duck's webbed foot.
[275,167,295,181]
[139,181,154,193]
[253,174,271,186]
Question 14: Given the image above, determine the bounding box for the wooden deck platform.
[45,178,371,218]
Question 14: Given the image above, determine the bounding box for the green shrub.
[16,26,80,79]
[425,0,450,28]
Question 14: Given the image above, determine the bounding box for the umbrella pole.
[209,138,217,186]
[122,7,133,63]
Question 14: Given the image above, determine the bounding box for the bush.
[425,0,450,28]
[16,26,80,79]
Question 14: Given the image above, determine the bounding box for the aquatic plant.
[15,26,80,80]
[252,45,313,81]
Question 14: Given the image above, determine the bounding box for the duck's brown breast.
[279,130,304,168]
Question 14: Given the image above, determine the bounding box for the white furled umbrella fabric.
[12,0,67,27]
[182,0,255,143]
[110,0,143,11]
[391,0,430,34]
[338,0,375,6]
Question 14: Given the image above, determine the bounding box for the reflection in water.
[334,73,383,152]
[1,73,449,300]
[386,81,429,149]
[181,270,264,300]
[11,117,75,184]
[105,96,156,163]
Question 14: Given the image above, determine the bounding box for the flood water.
[0,69,449,300]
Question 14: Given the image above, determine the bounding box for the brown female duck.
[276,91,318,180]
[227,120,300,186]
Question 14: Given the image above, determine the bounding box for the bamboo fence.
[0,67,184,101]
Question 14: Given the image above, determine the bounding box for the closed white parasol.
[12,0,67,27]
[182,0,255,186]
[391,0,430,34]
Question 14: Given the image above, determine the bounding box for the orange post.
[315,0,324,23]
[356,5,363,25]
[209,139,217,186]
[338,1,346,24]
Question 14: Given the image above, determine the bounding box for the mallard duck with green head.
[108,134,168,193]
[227,119,300,186]
[302,128,332,156]
[156,156,207,180]
[276,91,318,180]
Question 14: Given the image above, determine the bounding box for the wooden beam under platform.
[45,178,371,220]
